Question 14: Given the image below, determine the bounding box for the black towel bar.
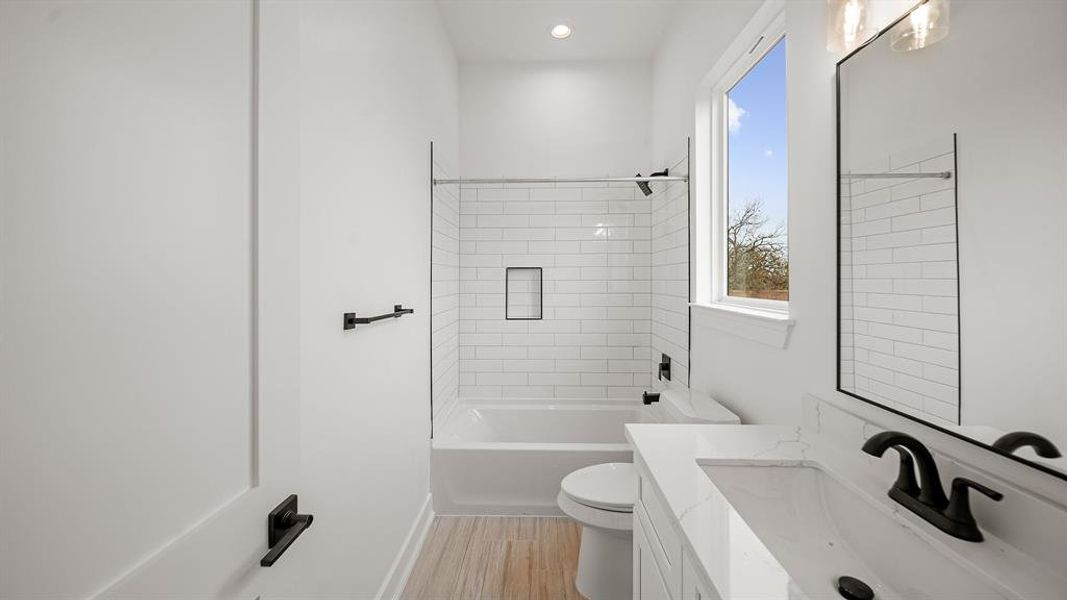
[343,304,414,330]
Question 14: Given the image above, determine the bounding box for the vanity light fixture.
[550,24,572,40]
[826,0,872,52]
[891,0,950,52]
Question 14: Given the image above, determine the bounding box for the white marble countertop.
[625,423,811,600]
[625,423,1067,600]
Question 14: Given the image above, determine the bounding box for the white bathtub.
[431,401,664,515]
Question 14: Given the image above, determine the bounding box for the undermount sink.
[697,461,1012,600]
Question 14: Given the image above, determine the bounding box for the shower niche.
[505,267,543,320]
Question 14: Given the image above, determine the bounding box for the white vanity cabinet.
[633,460,722,600]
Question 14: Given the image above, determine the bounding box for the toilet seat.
[560,462,636,513]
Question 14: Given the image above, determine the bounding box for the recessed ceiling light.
[551,24,573,40]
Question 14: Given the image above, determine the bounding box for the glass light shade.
[826,0,872,52]
[890,0,950,52]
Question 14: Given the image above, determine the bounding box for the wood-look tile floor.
[401,516,588,600]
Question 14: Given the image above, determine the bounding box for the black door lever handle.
[261,494,313,567]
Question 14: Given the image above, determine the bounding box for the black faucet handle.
[945,477,1003,536]
[951,477,1003,502]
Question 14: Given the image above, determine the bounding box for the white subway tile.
[501,386,554,399]
[922,296,958,315]
[608,360,646,373]
[556,201,608,214]
[530,188,582,201]
[555,333,607,346]
[582,346,633,360]
[477,215,530,228]
[501,359,556,372]
[476,346,527,359]
[892,278,957,296]
[892,243,956,263]
[581,320,634,333]
[581,373,633,386]
[893,311,957,333]
[500,333,555,345]
[556,359,608,373]
[529,214,582,227]
[502,228,556,241]
[894,341,957,368]
[504,202,556,215]
[528,346,581,360]
[554,386,607,398]
[528,372,581,386]
[476,372,528,386]
[924,363,958,386]
[607,333,648,346]
[462,228,503,241]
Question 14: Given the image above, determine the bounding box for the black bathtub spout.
[642,391,660,405]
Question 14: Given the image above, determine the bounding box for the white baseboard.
[376,493,435,600]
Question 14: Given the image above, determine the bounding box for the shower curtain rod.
[433,175,689,186]
[841,171,952,180]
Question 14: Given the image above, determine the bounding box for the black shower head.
[635,173,653,197]
[636,168,670,197]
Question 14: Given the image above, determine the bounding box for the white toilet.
[558,462,637,600]
[557,389,740,600]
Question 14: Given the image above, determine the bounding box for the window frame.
[707,15,789,316]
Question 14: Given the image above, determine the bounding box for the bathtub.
[431,401,664,515]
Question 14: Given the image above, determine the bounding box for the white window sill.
[690,302,795,349]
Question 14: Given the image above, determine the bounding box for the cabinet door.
[634,515,673,600]
[681,553,722,600]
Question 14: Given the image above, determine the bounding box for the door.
[0,2,301,598]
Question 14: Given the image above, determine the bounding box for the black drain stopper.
[837,576,875,600]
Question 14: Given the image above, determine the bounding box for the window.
[721,36,788,306]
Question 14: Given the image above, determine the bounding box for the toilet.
[557,389,740,600]
[558,463,637,600]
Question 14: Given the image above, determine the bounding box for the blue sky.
[727,38,788,239]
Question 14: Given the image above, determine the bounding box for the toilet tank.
[658,388,741,424]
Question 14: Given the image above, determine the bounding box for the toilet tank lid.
[661,388,741,424]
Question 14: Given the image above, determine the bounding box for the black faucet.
[642,391,660,405]
[862,431,1003,542]
[992,431,1062,459]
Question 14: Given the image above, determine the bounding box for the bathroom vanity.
[626,395,1067,600]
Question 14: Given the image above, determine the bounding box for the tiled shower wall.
[457,184,654,400]
[650,153,691,390]
[840,137,960,427]
[431,159,460,423]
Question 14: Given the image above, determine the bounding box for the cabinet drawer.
[636,472,682,599]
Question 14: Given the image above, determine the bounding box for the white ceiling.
[436,1,680,63]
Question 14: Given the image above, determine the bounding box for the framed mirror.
[837,0,1067,479]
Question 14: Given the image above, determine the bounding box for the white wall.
[651,1,762,170]
[654,0,1067,501]
[460,60,652,177]
[293,2,458,596]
